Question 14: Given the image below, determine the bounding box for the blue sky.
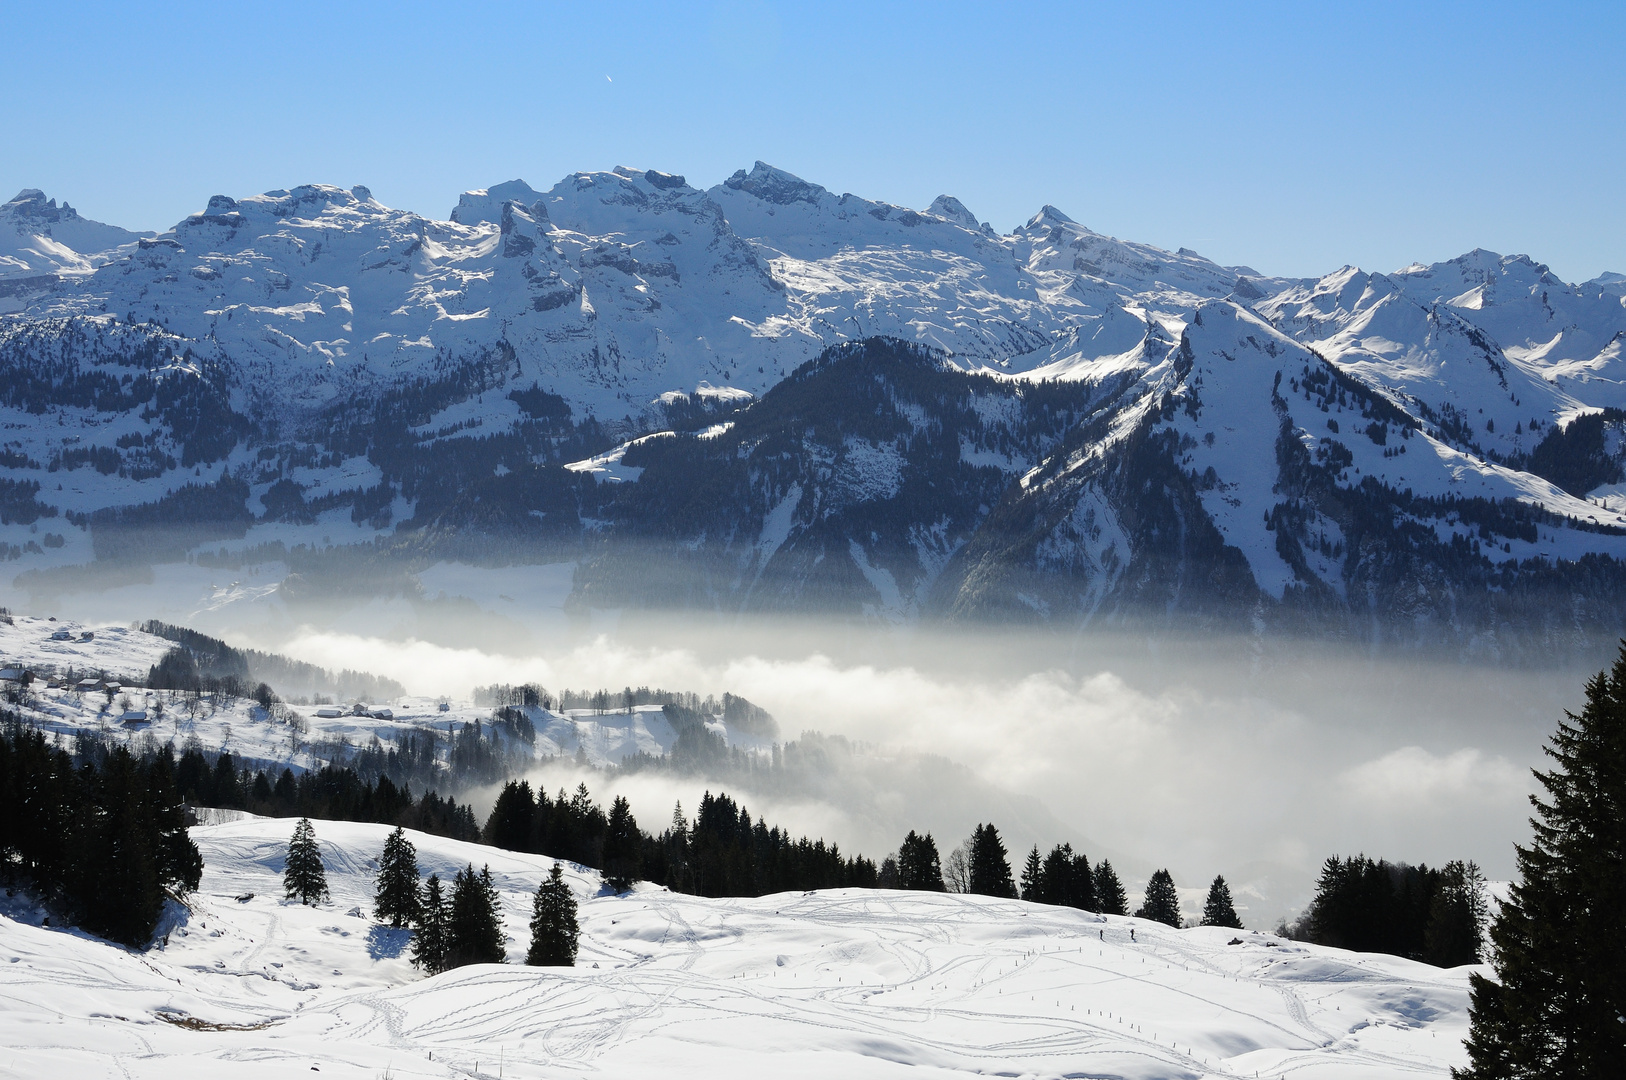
[6,0,1622,281]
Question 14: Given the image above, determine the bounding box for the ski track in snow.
[0,816,1476,1079]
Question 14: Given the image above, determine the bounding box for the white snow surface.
[0,815,1479,1078]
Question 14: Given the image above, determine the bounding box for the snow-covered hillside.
[0,815,1478,1078]
[0,614,752,773]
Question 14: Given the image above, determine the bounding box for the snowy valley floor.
[0,816,1476,1079]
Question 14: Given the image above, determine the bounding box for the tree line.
[1291,855,1487,967]
[483,782,877,897]
[0,716,202,947]
[173,748,481,842]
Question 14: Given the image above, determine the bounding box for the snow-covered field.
[0,816,1478,1078]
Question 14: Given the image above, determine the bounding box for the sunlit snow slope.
[0,816,1476,1079]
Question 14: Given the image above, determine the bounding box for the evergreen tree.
[1424,860,1487,968]
[1136,868,1181,927]
[283,817,329,905]
[896,830,945,891]
[1093,859,1129,916]
[483,779,536,851]
[444,863,506,968]
[411,873,449,974]
[87,746,162,945]
[1457,647,1626,1079]
[147,746,203,894]
[1201,874,1243,928]
[1020,845,1044,901]
[527,861,579,966]
[374,826,422,928]
[602,795,641,892]
[967,823,1017,898]
[1067,847,1097,912]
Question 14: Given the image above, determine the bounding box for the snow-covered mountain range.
[4,166,1626,648]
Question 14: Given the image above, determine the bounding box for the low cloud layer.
[255,616,1579,921]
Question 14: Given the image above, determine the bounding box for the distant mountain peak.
[927,194,981,229]
[724,161,828,205]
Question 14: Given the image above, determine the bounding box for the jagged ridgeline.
[5,168,1626,652]
[138,620,404,701]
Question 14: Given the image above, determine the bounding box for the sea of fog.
[4,558,1601,925]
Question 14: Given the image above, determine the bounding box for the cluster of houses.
[313,703,395,720]
[0,662,150,724]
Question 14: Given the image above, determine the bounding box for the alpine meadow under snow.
[0,814,1482,1079]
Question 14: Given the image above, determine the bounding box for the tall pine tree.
[283,818,329,905]
[602,795,641,893]
[527,862,580,966]
[411,873,449,974]
[444,863,506,968]
[1201,874,1243,928]
[1094,860,1129,916]
[1019,845,1044,901]
[967,823,1016,898]
[374,826,422,928]
[1136,868,1181,927]
[897,830,945,891]
[1456,647,1626,1078]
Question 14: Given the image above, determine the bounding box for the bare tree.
[944,838,973,893]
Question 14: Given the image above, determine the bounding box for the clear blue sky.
[6,0,1623,281]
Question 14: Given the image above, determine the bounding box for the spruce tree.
[411,873,449,974]
[1020,845,1044,901]
[374,826,422,928]
[1456,647,1626,1078]
[1425,860,1486,968]
[148,746,203,894]
[527,862,580,966]
[602,795,641,892]
[967,823,1016,898]
[897,830,945,891]
[283,817,329,905]
[1093,860,1129,916]
[1068,848,1097,912]
[1136,868,1181,927]
[1201,874,1243,928]
[444,863,506,968]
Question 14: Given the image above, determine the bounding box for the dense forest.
[0,713,202,947]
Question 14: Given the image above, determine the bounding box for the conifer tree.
[1093,859,1129,916]
[1201,874,1243,928]
[148,746,203,894]
[897,830,945,891]
[283,817,329,905]
[1020,845,1044,901]
[444,863,506,968]
[1425,860,1486,968]
[1136,868,1181,927]
[1456,647,1626,1078]
[967,823,1016,898]
[374,826,422,928]
[602,795,641,892]
[527,861,580,966]
[483,780,536,851]
[411,873,449,974]
[1068,847,1097,912]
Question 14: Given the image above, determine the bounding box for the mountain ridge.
[3,164,1626,650]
